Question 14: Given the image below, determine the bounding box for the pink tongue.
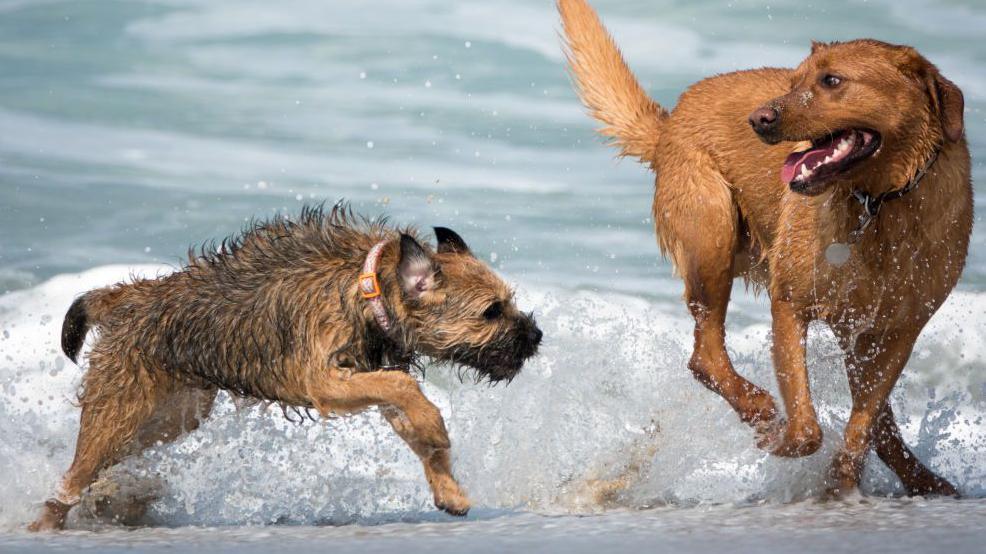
[780,147,833,184]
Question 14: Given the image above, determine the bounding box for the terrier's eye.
[482,301,503,320]
[820,74,843,88]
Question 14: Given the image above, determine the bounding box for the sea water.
[1,0,985,552]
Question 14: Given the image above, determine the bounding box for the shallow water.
[1,0,985,551]
[3,501,986,554]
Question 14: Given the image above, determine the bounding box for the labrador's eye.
[821,74,843,88]
[482,301,503,320]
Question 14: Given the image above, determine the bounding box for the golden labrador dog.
[559,0,970,496]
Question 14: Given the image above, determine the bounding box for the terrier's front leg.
[382,406,470,516]
[308,369,469,516]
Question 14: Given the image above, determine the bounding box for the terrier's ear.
[434,227,472,255]
[397,234,436,298]
[810,40,826,55]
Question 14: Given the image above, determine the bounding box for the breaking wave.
[1,265,984,529]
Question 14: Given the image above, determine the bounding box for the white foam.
[1,265,984,529]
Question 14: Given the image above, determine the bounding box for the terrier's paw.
[27,501,70,532]
[26,519,54,533]
[435,490,470,517]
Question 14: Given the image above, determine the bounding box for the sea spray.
[1,266,984,529]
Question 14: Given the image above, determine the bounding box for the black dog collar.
[848,146,940,244]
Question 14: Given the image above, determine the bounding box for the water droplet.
[825,242,851,266]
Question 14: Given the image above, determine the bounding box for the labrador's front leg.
[767,300,823,457]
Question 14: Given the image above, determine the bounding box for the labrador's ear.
[434,227,472,256]
[397,234,436,299]
[930,72,965,142]
[897,47,965,142]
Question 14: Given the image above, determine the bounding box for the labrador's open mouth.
[781,129,881,194]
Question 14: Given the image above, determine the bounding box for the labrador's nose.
[749,106,780,136]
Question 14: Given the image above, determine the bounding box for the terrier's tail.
[558,0,668,165]
[61,287,122,363]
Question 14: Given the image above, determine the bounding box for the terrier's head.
[389,228,542,383]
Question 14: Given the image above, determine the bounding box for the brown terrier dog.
[559,0,971,496]
[30,205,542,531]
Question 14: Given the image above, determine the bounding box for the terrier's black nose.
[529,327,543,346]
[749,106,779,136]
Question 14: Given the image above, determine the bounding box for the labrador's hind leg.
[872,403,957,497]
[844,335,956,496]
[662,154,780,440]
[829,331,923,496]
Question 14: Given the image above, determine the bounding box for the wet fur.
[30,204,541,530]
[560,0,971,497]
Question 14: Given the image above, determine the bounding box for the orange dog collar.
[360,240,392,332]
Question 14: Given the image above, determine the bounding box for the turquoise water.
[1,0,985,550]
[0,0,983,295]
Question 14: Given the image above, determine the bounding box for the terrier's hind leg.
[135,385,217,449]
[85,385,219,525]
[29,358,165,532]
